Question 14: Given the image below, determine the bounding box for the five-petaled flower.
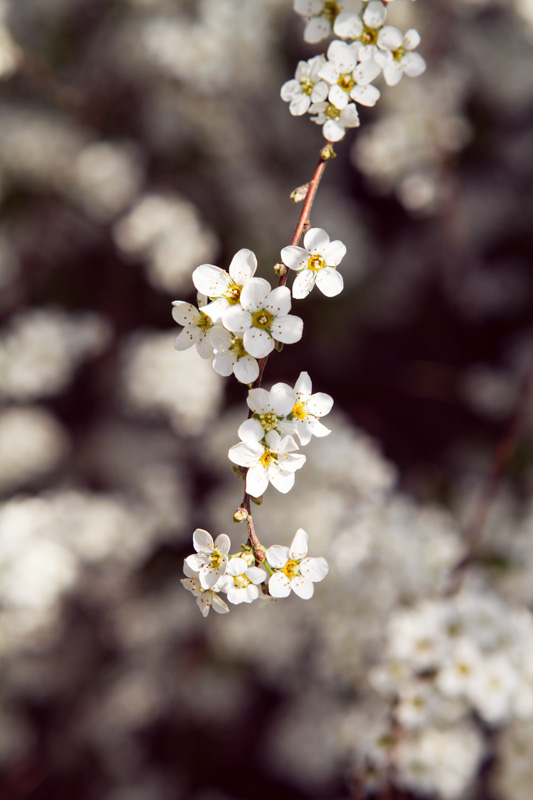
[172,293,214,358]
[266,528,329,599]
[185,528,230,589]
[281,227,346,299]
[193,248,257,323]
[181,562,230,617]
[229,429,306,498]
[281,371,334,445]
[281,55,329,116]
[217,557,267,604]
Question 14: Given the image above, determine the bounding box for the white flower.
[318,40,381,110]
[209,326,259,384]
[281,227,346,299]
[217,557,266,604]
[228,429,306,498]
[468,654,517,724]
[193,249,257,323]
[184,528,230,589]
[181,562,230,617]
[334,1,388,61]
[293,0,344,43]
[374,28,426,86]
[241,383,296,440]
[281,56,329,116]
[436,639,482,699]
[280,371,333,445]
[222,278,303,359]
[172,293,213,358]
[266,528,329,599]
[309,100,360,141]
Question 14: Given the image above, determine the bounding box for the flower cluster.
[182,528,328,615]
[283,0,426,141]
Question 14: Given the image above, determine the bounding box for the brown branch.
[447,358,533,594]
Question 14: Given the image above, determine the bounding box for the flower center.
[360,28,378,45]
[230,336,247,359]
[283,559,300,579]
[307,253,326,272]
[321,1,340,22]
[259,412,279,432]
[234,575,250,589]
[197,312,212,332]
[292,402,307,420]
[392,47,406,62]
[259,450,278,469]
[337,73,355,92]
[301,77,314,96]
[251,308,274,330]
[209,550,223,569]
[324,104,341,120]
[223,281,242,304]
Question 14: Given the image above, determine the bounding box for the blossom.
[281,56,329,116]
[266,528,329,599]
[281,227,346,299]
[334,1,388,61]
[172,294,213,358]
[279,371,334,445]
[318,40,381,110]
[374,28,426,86]
[222,278,303,359]
[184,528,230,589]
[193,248,257,323]
[293,0,360,43]
[209,325,259,384]
[308,100,360,141]
[228,429,306,498]
[241,383,296,440]
[217,557,266,604]
[181,561,230,617]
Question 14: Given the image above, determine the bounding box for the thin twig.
[447,357,533,594]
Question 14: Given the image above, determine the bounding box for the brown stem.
[234,143,336,556]
[447,358,533,594]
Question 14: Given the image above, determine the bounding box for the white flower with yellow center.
[266,529,329,599]
[228,429,306,498]
[236,383,297,443]
[318,40,381,111]
[181,561,229,617]
[192,249,257,323]
[217,557,267,605]
[280,371,333,445]
[172,293,214,358]
[184,528,230,590]
[373,28,426,86]
[209,326,259,385]
[294,0,359,43]
[308,99,360,142]
[334,1,388,61]
[281,227,346,299]
[281,56,329,116]
[222,278,303,360]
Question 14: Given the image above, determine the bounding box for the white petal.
[402,52,426,78]
[323,239,346,266]
[340,103,360,127]
[355,58,382,85]
[289,528,308,559]
[228,441,262,468]
[174,326,199,351]
[172,301,197,326]
[291,576,314,599]
[317,61,340,85]
[294,371,312,396]
[304,16,331,44]
[228,248,257,283]
[195,334,213,359]
[212,351,235,377]
[268,572,291,598]
[378,25,403,50]
[196,595,211,616]
[271,314,303,345]
[234,356,259,384]
[185,554,204,572]
[403,29,421,50]
[281,245,308,272]
[210,325,231,350]
[242,584,259,603]
[227,557,247,576]
[247,387,271,414]
[289,94,311,116]
[294,0,323,16]
[193,528,214,553]
[334,12,363,40]
[238,418,264,444]
[281,78,301,102]
[244,328,275,359]
[193,264,229,297]
[240,277,272,311]
[329,84,349,110]
[246,566,267,585]
[270,383,296,416]
[304,227,330,253]
[266,545,290,569]
[316,267,344,297]
[300,556,329,582]
[363,0,387,28]
[265,285,292,317]
[223,306,251,333]
[323,119,347,142]
[200,298,227,323]
[269,469,296,494]
[246,464,269,498]
[327,40,356,73]
[307,418,331,438]
[351,84,380,107]
[292,270,315,299]
[214,533,231,556]
[306,390,333,416]
[211,594,230,614]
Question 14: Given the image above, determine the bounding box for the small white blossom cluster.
[283,0,426,140]
[182,528,328,616]
[172,227,345,612]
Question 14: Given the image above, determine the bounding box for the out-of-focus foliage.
[1,1,533,799]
